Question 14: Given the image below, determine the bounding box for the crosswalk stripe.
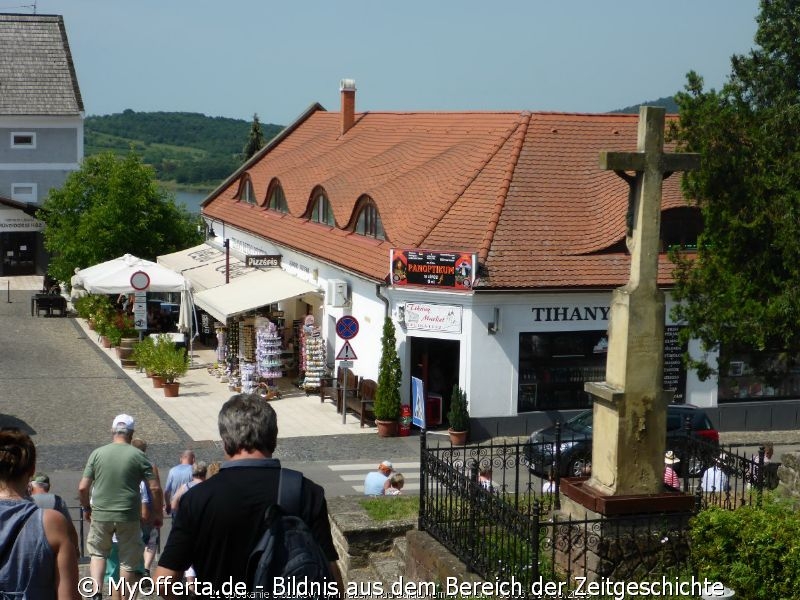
[356,483,420,493]
[340,473,420,481]
[329,462,419,471]
[328,461,422,493]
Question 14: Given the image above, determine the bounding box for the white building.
[162,83,788,434]
[0,13,84,276]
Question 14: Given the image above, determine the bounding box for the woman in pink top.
[663,450,681,490]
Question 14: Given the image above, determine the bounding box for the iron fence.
[418,428,774,591]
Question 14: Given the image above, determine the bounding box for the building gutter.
[376,282,390,318]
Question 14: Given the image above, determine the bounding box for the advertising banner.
[390,249,475,290]
[404,302,462,334]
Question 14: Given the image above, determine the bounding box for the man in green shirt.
[79,414,163,600]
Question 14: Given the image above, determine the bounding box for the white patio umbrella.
[177,282,199,365]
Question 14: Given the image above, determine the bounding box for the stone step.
[392,536,408,563]
[371,552,405,589]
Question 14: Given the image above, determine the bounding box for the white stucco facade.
[215,223,719,426]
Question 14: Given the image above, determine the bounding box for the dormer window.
[310,189,334,226]
[267,181,288,213]
[355,199,385,240]
[238,178,255,204]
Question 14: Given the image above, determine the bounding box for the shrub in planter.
[133,335,156,373]
[150,335,189,383]
[447,385,470,432]
[373,317,402,428]
[73,294,96,319]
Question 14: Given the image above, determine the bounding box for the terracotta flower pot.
[448,429,468,445]
[100,336,111,348]
[152,375,166,389]
[87,319,95,331]
[163,382,180,397]
[376,419,399,438]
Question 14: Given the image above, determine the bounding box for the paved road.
[0,287,424,503]
[5,283,799,503]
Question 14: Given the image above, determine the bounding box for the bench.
[320,366,359,411]
[352,379,376,428]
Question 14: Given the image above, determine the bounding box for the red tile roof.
[202,107,691,290]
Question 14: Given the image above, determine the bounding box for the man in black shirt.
[155,394,343,598]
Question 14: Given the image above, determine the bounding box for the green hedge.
[690,496,800,599]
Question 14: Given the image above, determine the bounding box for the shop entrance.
[0,231,38,276]
[409,337,460,428]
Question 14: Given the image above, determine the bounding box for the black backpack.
[246,468,334,599]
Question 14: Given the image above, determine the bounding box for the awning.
[158,244,256,292]
[193,268,320,323]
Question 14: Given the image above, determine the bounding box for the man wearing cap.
[29,471,79,550]
[78,414,164,600]
[363,460,393,495]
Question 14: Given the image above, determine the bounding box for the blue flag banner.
[412,376,426,428]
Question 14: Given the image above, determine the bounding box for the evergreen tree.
[670,0,800,378]
[242,113,266,160]
[374,317,402,421]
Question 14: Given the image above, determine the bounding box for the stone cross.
[585,106,700,496]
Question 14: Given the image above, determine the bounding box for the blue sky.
[17,0,760,126]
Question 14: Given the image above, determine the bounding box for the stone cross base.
[553,494,693,583]
[559,477,695,516]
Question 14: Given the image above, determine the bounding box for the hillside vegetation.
[84,110,283,189]
[84,100,676,191]
[611,95,679,114]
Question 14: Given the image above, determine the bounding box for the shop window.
[11,183,36,203]
[354,200,385,240]
[718,346,800,402]
[11,132,36,149]
[518,331,608,412]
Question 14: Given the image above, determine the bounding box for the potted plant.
[373,316,402,437]
[133,335,156,375]
[447,385,470,445]
[112,313,138,362]
[150,335,188,397]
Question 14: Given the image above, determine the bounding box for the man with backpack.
[155,393,343,599]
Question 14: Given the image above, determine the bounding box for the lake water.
[173,190,209,215]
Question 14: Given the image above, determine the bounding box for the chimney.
[340,79,356,135]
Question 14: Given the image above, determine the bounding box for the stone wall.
[326,496,415,581]
[776,451,800,501]
[404,530,482,589]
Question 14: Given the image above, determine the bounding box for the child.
[386,472,405,495]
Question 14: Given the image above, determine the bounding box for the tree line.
[85,110,283,188]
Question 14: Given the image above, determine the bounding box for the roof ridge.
[478,112,532,263]
[412,112,530,248]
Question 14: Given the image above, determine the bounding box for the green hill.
[84,110,284,190]
[85,100,678,190]
[610,95,679,114]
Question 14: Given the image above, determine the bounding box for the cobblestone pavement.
[0,287,421,473]
[4,283,798,475]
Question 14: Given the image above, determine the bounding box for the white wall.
[224,223,719,418]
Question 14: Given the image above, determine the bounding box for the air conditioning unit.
[326,279,349,307]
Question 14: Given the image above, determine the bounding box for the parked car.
[524,404,719,478]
